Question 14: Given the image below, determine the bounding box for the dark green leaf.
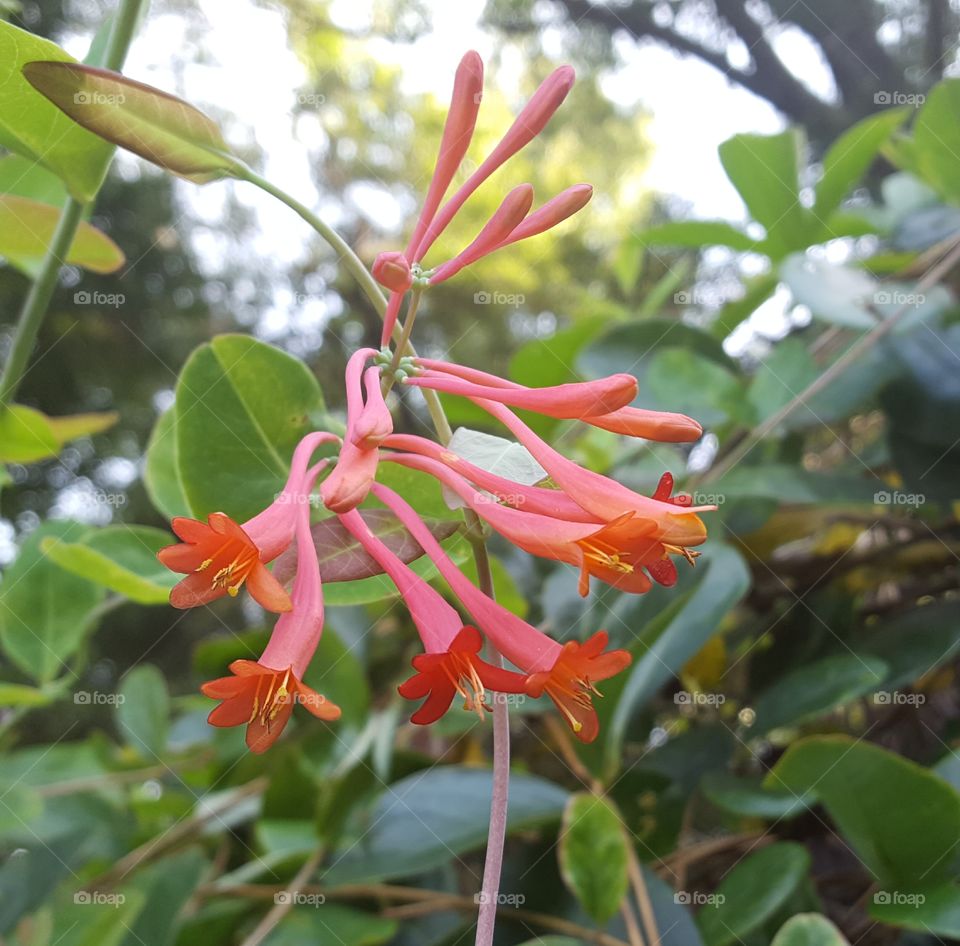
[117,664,169,759]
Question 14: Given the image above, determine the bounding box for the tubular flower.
[406,359,699,441]
[385,452,661,596]
[472,398,712,549]
[379,54,581,345]
[404,362,637,420]
[201,488,341,752]
[337,508,526,723]
[158,431,338,611]
[372,483,631,741]
[321,349,393,513]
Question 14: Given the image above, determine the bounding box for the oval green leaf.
[558,793,630,924]
[23,61,242,183]
[771,913,850,946]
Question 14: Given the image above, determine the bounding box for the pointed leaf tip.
[22,61,242,183]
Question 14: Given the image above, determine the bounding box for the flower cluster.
[158,51,710,753]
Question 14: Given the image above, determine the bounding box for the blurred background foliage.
[1,1,959,945]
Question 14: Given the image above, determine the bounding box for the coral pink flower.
[372,251,413,294]
[384,452,664,597]
[337,507,526,723]
[409,359,700,441]
[321,349,393,512]
[472,398,711,548]
[405,361,637,419]
[201,484,341,753]
[372,483,631,741]
[158,431,338,611]
[379,58,579,345]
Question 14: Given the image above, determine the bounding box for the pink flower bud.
[372,251,413,294]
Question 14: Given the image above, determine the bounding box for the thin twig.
[237,847,324,946]
[703,234,960,484]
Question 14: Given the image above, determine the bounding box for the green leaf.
[579,319,739,380]
[641,219,758,252]
[447,426,546,487]
[302,626,369,728]
[116,665,169,759]
[0,682,52,707]
[558,793,629,924]
[144,407,190,519]
[0,23,114,201]
[0,194,123,272]
[175,334,326,522]
[646,348,749,427]
[771,913,850,946]
[45,410,119,442]
[781,254,878,329]
[118,849,207,946]
[913,79,960,203]
[712,465,883,505]
[606,544,750,768]
[272,510,460,586]
[0,404,60,462]
[49,889,148,946]
[22,62,243,184]
[748,338,819,424]
[700,772,813,820]
[814,108,909,222]
[751,654,887,736]
[710,273,778,340]
[696,842,811,946]
[868,882,960,938]
[326,766,568,883]
[0,521,105,682]
[767,736,960,888]
[263,906,396,946]
[718,130,813,259]
[42,525,178,605]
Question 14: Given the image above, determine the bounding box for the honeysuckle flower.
[321,348,393,512]
[201,490,341,753]
[337,507,527,723]
[385,451,663,596]
[473,398,711,549]
[383,432,600,522]
[408,359,700,441]
[379,55,578,345]
[371,250,413,294]
[372,483,631,741]
[405,360,637,420]
[158,430,339,611]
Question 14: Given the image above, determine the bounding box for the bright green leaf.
[913,79,960,204]
[771,913,850,946]
[42,525,177,604]
[558,793,629,924]
[0,23,114,201]
[0,404,60,462]
[144,407,190,520]
[175,334,327,522]
[0,521,105,682]
[641,219,757,252]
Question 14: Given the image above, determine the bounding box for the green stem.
[0,0,148,408]
[239,168,387,319]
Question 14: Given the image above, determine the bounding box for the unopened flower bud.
[373,251,413,294]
